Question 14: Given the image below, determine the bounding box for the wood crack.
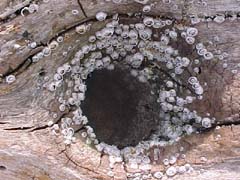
[77,0,87,18]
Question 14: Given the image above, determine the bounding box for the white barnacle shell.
[54,73,63,81]
[163,158,169,166]
[95,60,104,69]
[134,0,149,4]
[197,48,207,56]
[81,131,88,138]
[142,5,151,12]
[32,55,39,62]
[185,36,195,44]
[6,75,16,84]
[81,115,88,124]
[139,28,152,40]
[195,86,203,95]
[112,0,122,3]
[68,97,75,105]
[48,82,56,91]
[190,16,201,25]
[72,9,79,15]
[163,0,171,4]
[181,57,190,67]
[29,42,37,49]
[48,40,59,50]
[102,27,114,37]
[28,3,39,13]
[166,80,174,88]
[166,166,177,177]
[143,17,154,27]
[178,166,186,174]
[129,30,138,39]
[153,172,163,179]
[196,43,204,50]
[202,117,212,128]
[57,36,64,43]
[169,156,177,165]
[76,24,87,34]
[57,66,66,75]
[188,76,198,84]
[175,67,184,74]
[166,62,174,69]
[21,7,29,16]
[214,14,225,24]
[186,27,198,37]
[42,47,51,56]
[203,52,214,60]
[135,23,145,30]
[160,35,169,45]
[96,11,107,21]
[169,30,178,39]
[88,35,96,43]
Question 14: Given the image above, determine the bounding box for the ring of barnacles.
[37,11,216,170]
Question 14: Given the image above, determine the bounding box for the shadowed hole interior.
[81,65,160,149]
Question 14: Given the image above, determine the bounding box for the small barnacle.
[48,40,59,50]
[54,73,63,81]
[169,155,177,165]
[178,166,186,174]
[163,158,169,166]
[32,55,40,62]
[169,30,178,39]
[196,43,204,50]
[166,166,177,177]
[96,11,107,21]
[143,17,154,27]
[165,19,173,26]
[42,47,51,56]
[28,4,39,13]
[142,5,151,13]
[48,120,54,127]
[160,35,169,45]
[188,76,198,84]
[186,27,198,37]
[202,117,212,128]
[48,82,56,91]
[175,67,184,74]
[134,0,149,4]
[71,9,79,15]
[181,57,190,67]
[190,16,201,25]
[57,67,66,75]
[28,42,37,49]
[56,36,64,43]
[112,0,122,3]
[203,52,213,60]
[88,35,96,43]
[21,7,29,16]
[76,24,87,34]
[214,14,226,24]
[6,75,16,84]
[185,36,195,44]
[197,48,207,56]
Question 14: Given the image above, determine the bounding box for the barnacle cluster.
[41,9,216,163]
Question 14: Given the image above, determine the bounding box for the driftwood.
[0,0,240,179]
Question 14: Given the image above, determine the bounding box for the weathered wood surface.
[0,0,240,179]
